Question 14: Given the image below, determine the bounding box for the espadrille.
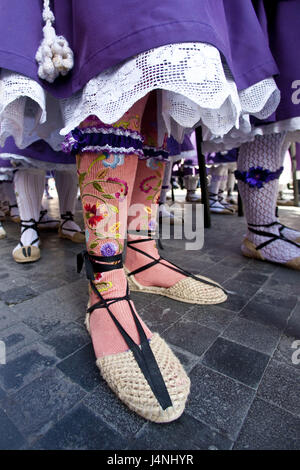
[13,219,41,263]
[37,209,59,231]
[125,234,227,305]
[78,250,190,423]
[242,222,300,270]
[209,193,235,215]
[58,211,85,243]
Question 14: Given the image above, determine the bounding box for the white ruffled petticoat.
[0,42,280,154]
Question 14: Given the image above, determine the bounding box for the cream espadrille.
[87,309,190,422]
[125,267,227,304]
[58,211,85,243]
[242,237,300,270]
[13,219,41,263]
[78,250,190,423]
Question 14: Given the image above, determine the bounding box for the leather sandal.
[77,250,190,422]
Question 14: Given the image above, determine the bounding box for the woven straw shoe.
[86,310,190,423]
[125,267,227,305]
[58,211,85,243]
[13,245,41,263]
[0,223,6,239]
[241,237,300,270]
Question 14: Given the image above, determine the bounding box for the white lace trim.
[0,43,279,150]
[202,117,300,153]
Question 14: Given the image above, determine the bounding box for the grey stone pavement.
[0,195,299,450]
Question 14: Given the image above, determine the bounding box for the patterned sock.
[77,96,153,358]
[238,133,300,264]
[13,169,45,250]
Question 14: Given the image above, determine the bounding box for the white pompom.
[35,0,74,83]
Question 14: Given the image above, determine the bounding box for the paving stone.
[0,343,57,394]
[223,279,262,298]
[139,303,184,334]
[163,320,219,357]
[83,384,146,439]
[220,291,250,313]
[0,302,21,331]
[202,263,239,285]
[169,344,200,374]
[1,368,86,444]
[0,286,38,305]
[129,413,233,450]
[285,302,300,338]
[239,289,297,331]
[43,322,90,359]
[201,338,269,388]
[265,269,300,296]
[0,322,40,358]
[232,270,269,286]
[257,360,300,416]
[221,317,281,355]
[234,398,300,450]
[57,343,100,392]
[184,305,236,333]
[33,404,127,450]
[129,291,162,311]
[273,333,300,371]
[0,408,26,450]
[186,363,255,440]
[12,279,89,336]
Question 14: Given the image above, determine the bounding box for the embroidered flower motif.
[84,203,104,227]
[148,219,156,231]
[235,166,283,189]
[144,206,153,215]
[85,229,90,243]
[139,175,156,193]
[106,177,128,200]
[100,242,118,257]
[102,153,125,168]
[109,222,121,233]
[96,281,113,293]
[95,273,103,281]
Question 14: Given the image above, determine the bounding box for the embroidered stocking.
[237,133,300,264]
[76,97,152,358]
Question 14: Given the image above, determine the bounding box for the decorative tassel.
[35,0,74,83]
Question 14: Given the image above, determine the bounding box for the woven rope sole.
[241,237,300,270]
[124,267,227,305]
[85,311,190,422]
[13,245,40,263]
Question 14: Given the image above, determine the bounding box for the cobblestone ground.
[0,194,299,450]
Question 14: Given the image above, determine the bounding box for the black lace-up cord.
[248,222,300,250]
[61,211,84,234]
[77,250,172,410]
[38,209,59,225]
[20,219,39,247]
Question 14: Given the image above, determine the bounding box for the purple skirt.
[206,148,238,165]
[0,138,76,166]
[253,0,300,122]
[0,0,278,97]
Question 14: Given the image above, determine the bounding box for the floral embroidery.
[100,242,118,257]
[84,203,104,227]
[96,281,113,293]
[235,166,283,189]
[95,273,103,281]
[85,228,90,243]
[102,153,125,168]
[107,177,128,200]
[139,175,156,193]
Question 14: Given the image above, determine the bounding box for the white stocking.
[13,169,45,250]
[54,170,82,234]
